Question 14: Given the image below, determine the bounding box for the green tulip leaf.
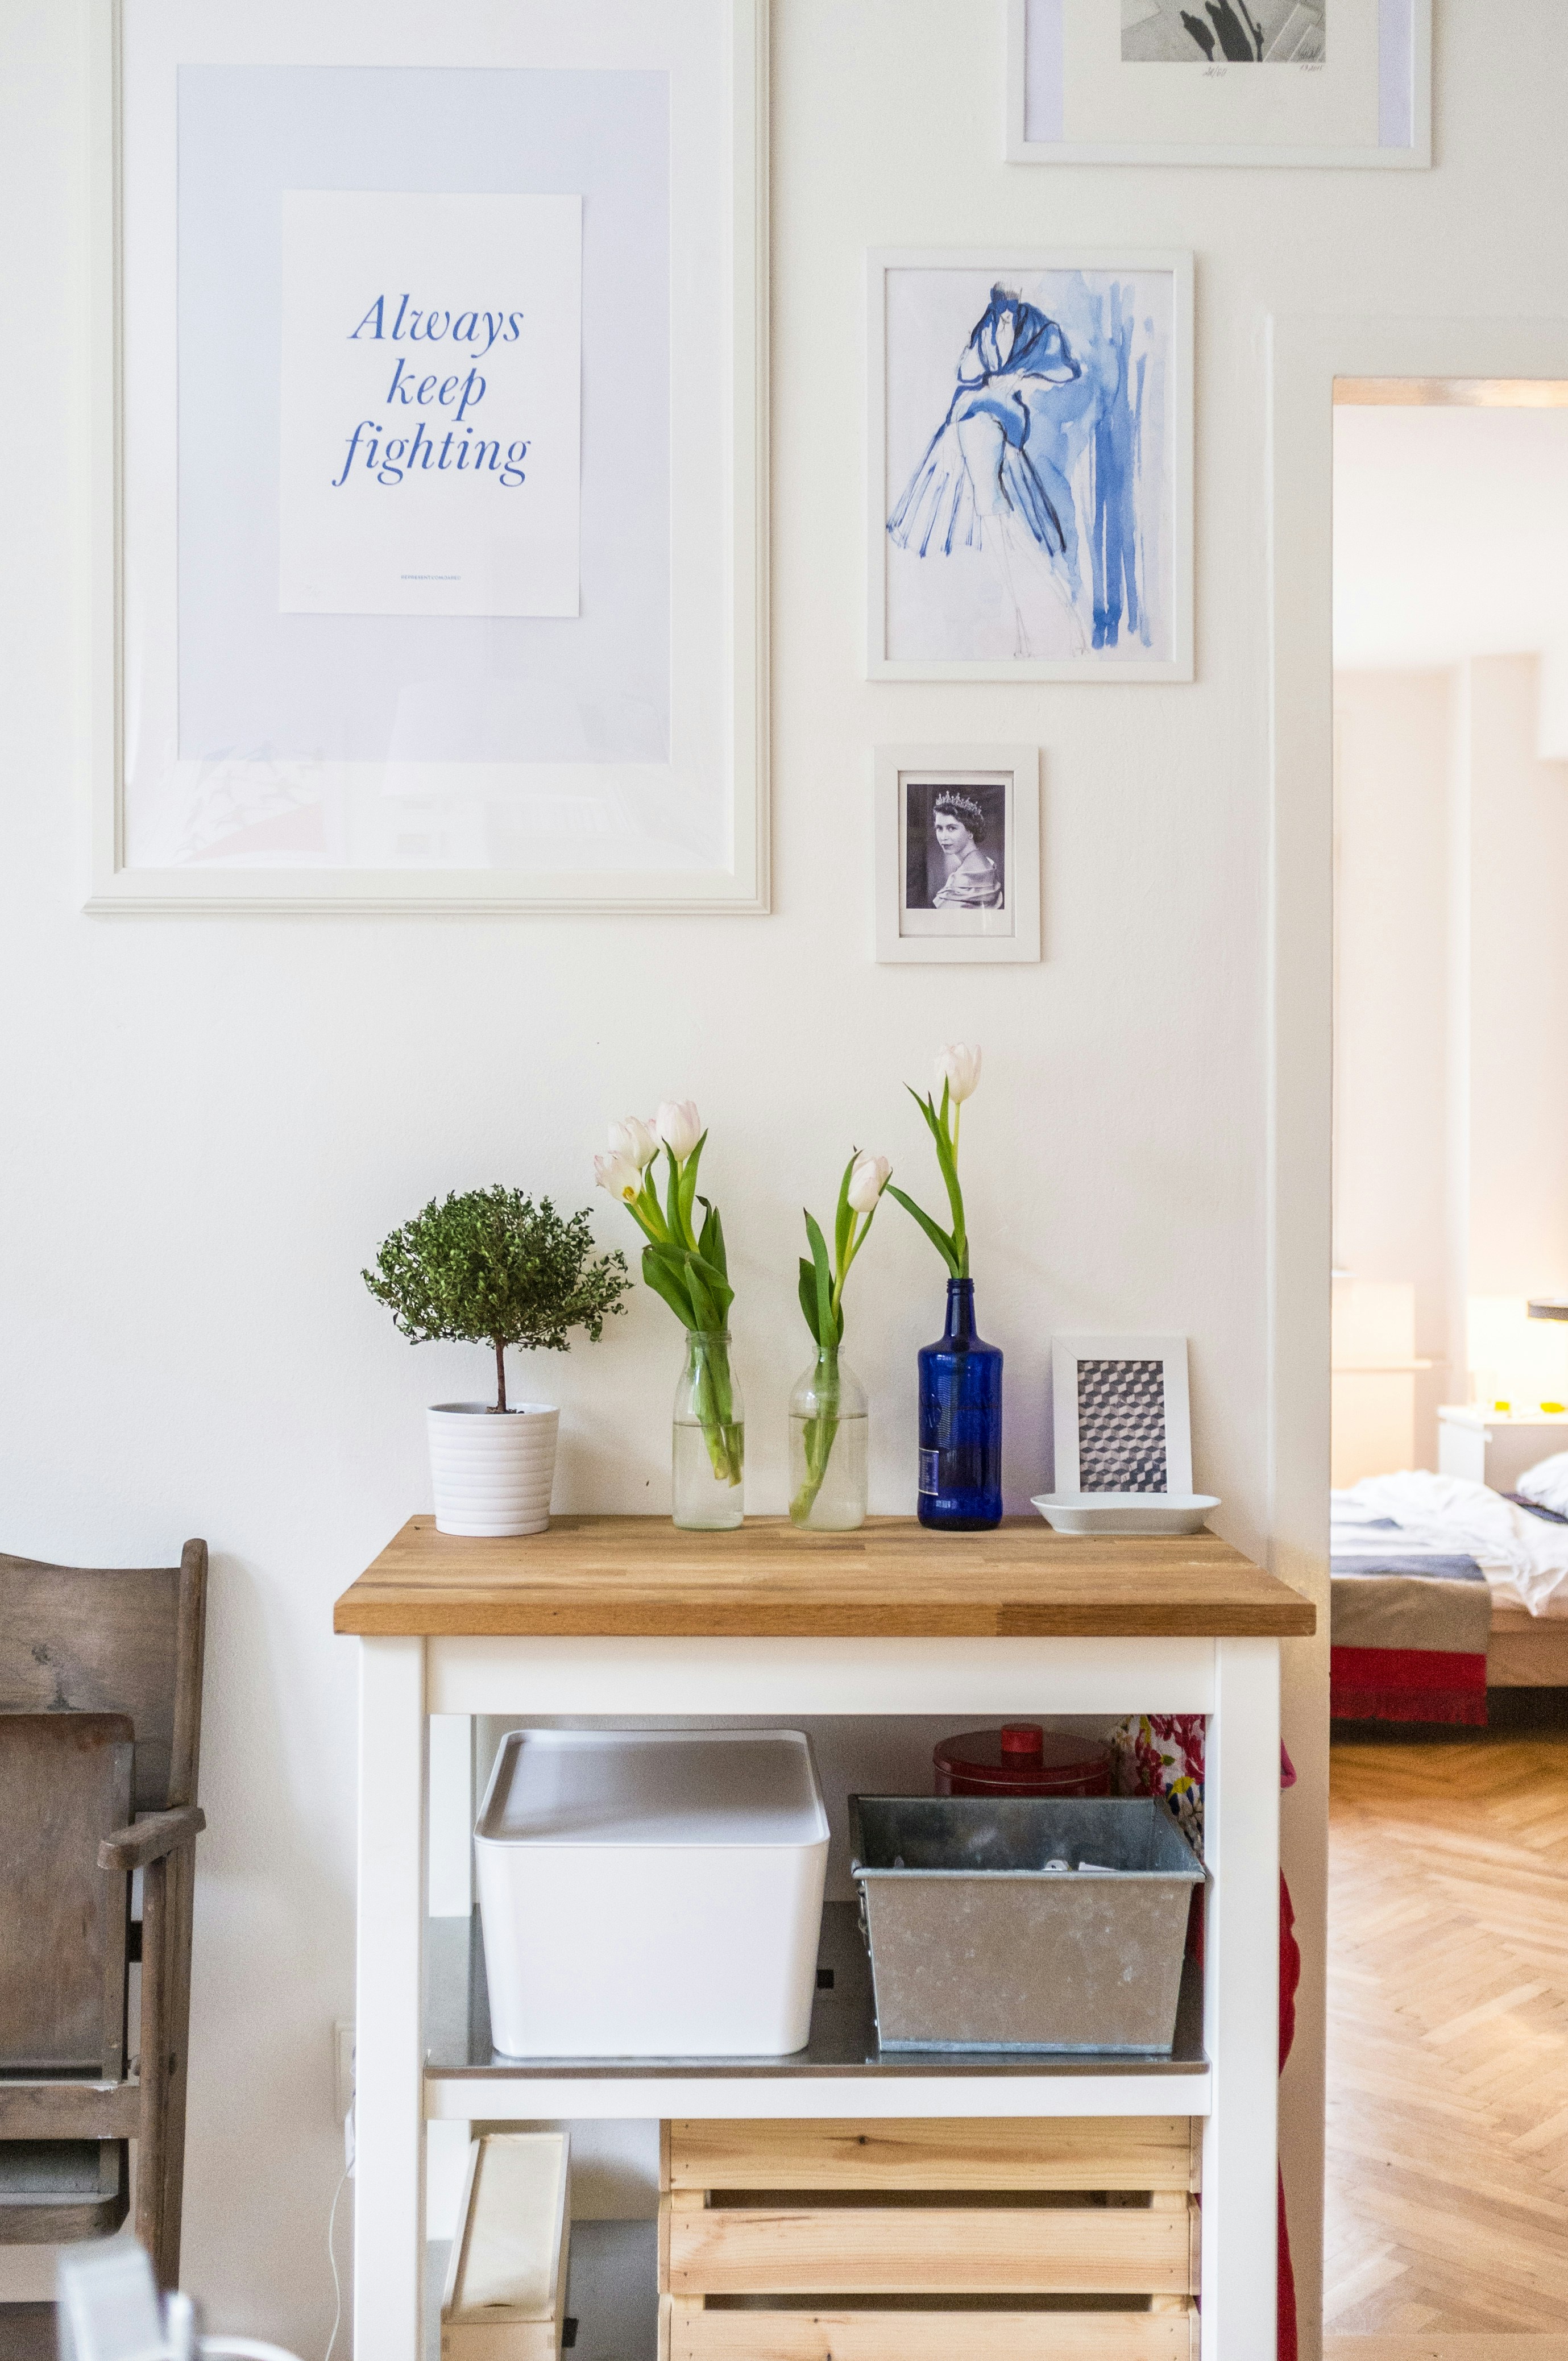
[886,1183,961,1278]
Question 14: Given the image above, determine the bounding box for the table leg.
[354,1637,427,2361]
[1202,1636,1281,2359]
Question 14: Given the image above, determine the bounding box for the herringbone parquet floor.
[1325,1732,1568,2354]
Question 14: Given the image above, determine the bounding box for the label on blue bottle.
[919,1448,940,1496]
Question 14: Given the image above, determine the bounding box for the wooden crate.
[658,2119,1199,2361]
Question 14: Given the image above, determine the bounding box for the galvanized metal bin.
[848,1795,1205,2055]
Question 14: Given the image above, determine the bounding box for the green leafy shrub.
[364,1187,631,1411]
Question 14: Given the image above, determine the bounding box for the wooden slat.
[333,1515,1313,1639]
[0,2190,127,2246]
[0,1556,182,1811]
[666,2306,1196,2361]
[663,2198,1194,2297]
[668,2118,1195,2192]
[0,2082,139,2140]
[0,1713,132,2076]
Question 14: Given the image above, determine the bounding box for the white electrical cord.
[321,2164,351,2361]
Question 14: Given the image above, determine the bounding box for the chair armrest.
[99,1804,206,1871]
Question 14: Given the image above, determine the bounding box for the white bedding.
[1339,1471,1568,1618]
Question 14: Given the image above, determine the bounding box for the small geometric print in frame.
[1052,1334,1193,1496]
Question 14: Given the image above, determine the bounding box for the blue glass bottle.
[918,1279,1003,1530]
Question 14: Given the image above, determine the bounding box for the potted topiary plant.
[364,1187,630,1536]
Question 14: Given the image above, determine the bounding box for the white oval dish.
[1031,1492,1221,1537]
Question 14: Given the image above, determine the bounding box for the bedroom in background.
[1324,376,1568,2345]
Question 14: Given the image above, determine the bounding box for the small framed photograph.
[1007,0,1432,170]
[874,745,1040,966]
[1052,1334,1193,1494]
[868,250,1193,683]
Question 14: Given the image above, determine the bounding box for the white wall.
[1464,656,1568,1301]
[7,5,1568,2355]
[1333,655,1568,1467]
[1334,407,1568,759]
[1333,670,1453,1471]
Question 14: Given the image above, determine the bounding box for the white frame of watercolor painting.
[1007,0,1432,169]
[873,743,1042,966]
[867,250,1193,685]
[87,0,769,915]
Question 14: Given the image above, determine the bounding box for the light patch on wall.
[1333,403,1568,756]
[1467,1296,1568,1413]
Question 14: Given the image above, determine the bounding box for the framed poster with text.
[90,1,769,912]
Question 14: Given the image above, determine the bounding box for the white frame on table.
[866,248,1195,685]
[1052,1332,1194,1496]
[84,0,770,916]
[1005,0,1432,169]
[353,1628,1282,2361]
[873,743,1041,966]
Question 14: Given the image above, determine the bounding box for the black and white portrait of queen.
[905,782,1007,917]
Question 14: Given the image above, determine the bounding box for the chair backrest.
[0,1712,133,2073]
[0,1542,207,1812]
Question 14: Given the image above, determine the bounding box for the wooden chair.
[0,1540,207,2290]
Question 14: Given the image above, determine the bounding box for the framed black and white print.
[1052,1334,1193,1494]
[874,745,1040,966]
[1007,0,1432,169]
[89,0,768,914]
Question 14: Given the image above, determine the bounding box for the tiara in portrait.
[931,790,986,827]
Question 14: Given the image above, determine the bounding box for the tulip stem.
[690,1330,744,1488]
[790,1351,842,1526]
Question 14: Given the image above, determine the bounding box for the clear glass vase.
[672,1328,745,1530]
[788,1348,869,1531]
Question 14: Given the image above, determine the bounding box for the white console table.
[334,1516,1313,2361]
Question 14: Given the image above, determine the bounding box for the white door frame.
[1267,312,1568,2359]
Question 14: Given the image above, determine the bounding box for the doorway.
[1324,375,1568,2351]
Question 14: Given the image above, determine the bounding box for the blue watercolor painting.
[883,266,1176,669]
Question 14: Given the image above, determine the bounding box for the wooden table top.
[334,1515,1315,1641]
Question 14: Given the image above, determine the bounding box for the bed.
[1331,1464,1568,1723]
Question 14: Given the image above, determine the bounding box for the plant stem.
[493,1336,507,1414]
[691,1332,743,1487]
[790,1350,841,1525]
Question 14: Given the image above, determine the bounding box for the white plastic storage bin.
[474,1729,830,2058]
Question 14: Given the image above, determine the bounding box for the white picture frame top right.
[1052,1333,1194,1496]
[1007,0,1432,169]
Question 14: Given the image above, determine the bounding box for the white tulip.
[654,1099,703,1162]
[848,1152,892,1214]
[608,1115,659,1170]
[936,1043,982,1104]
[593,1150,642,1203]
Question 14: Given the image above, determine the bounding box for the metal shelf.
[423,1904,1207,2091]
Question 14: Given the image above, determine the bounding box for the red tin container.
[932,1722,1112,1799]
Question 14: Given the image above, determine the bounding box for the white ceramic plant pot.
[427,1404,560,1538]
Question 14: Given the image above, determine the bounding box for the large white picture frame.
[89,0,769,914]
[868,250,1194,684]
[874,744,1042,965]
[1007,0,1432,169]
